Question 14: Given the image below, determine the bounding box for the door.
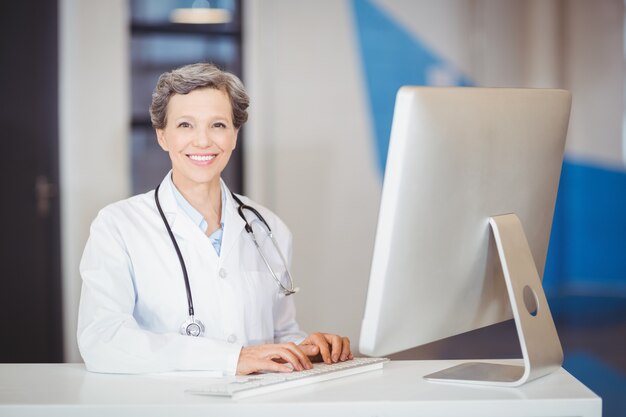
[0,0,63,362]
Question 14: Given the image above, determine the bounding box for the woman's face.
[156,87,238,191]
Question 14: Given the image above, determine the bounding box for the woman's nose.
[193,127,213,147]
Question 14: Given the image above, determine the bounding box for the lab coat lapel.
[157,173,215,254]
[156,173,180,227]
[219,180,246,262]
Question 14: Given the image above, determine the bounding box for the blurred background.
[1,0,624,415]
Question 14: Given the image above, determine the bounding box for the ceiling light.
[170,0,232,24]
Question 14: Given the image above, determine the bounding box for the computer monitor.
[359,87,571,387]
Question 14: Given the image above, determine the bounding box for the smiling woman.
[155,87,239,232]
[76,63,352,376]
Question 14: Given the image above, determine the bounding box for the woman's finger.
[298,343,320,357]
[272,346,305,371]
[340,336,351,361]
[325,333,343,362]
[237,345,304,374]
[260,358,294,373]
[311,333,332,364]
[284,342,313,369]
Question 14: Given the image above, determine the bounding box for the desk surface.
[0,360,601,417]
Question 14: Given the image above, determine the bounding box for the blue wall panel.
[545,161,626,295]
[352,0,471,174]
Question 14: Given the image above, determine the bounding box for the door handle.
[35,175,56,218]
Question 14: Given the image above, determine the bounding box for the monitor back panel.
[360,87,571,356]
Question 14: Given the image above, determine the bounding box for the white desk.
[0,360,601,417]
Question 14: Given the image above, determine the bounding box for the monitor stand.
[424,213,563,387]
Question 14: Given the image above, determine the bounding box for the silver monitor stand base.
[424,213,563,387]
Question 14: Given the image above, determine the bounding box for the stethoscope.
[154,184,299,337]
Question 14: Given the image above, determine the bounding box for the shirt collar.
[167,174,226,233]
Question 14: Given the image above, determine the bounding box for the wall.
[244,0,381,342]
[244,0,532,347]
[55,0,625,365]
[244,0,626,349]
[245,2,626,411]
[565,0,624,166]
[59,0,130,362]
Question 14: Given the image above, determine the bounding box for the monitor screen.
[359,87,571,386]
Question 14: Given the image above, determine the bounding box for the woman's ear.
[232,128,239,150]
[156,129,168,151]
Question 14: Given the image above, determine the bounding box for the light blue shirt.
[169,176,226,256]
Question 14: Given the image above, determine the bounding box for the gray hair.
[149,63,249,129]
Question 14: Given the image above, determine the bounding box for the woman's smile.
[187,153,217,164]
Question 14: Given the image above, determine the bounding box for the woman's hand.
[299,332,353,364]
[236,342,317,375]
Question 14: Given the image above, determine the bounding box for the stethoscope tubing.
[155,183,196,318]
[229,193,297,296]
[154,183,297,337]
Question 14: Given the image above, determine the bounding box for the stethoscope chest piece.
[180,316,205,337]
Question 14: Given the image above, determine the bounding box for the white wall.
[244,0,624,352]
[56,0,623,360]
[244,0,381,342]
[59,0,130,362]
[564,0,625,167]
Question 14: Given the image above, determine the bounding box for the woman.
[77,63,352,375]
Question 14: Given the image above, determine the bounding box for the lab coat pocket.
[241,271,276,345]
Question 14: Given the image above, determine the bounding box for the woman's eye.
[178,122,191,128]
[213,122,227,128]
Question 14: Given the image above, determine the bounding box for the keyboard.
[185,357,389,399]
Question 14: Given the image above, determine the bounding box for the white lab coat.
[77,173,306,375]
